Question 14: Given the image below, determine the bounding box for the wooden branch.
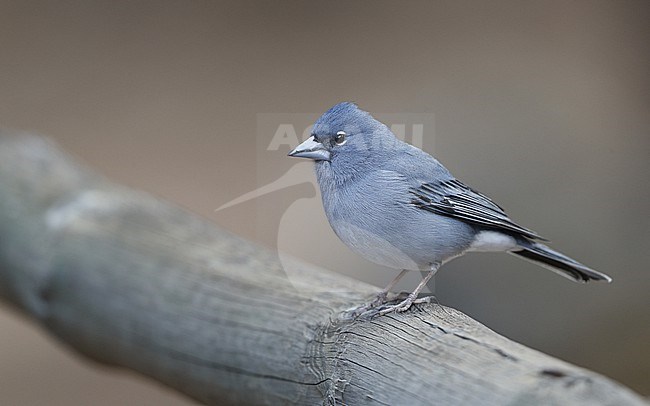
[0,132,644,405]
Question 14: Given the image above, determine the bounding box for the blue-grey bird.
[288,102,611,315]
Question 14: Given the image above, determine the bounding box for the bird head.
[288,102,400,177]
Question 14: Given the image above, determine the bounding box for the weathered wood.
[0,132,645,405]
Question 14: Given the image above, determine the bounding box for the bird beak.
[287,136,331,161]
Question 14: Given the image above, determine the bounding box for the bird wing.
[409,178,546,241]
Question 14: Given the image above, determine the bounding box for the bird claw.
[372,291,412,306]
[343,291,409,319]
[368,291,389,308]
[342,291,436,320]
[412,296,433,305]
[377,294,434,316]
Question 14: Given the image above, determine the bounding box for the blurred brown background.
[1,1,648,404]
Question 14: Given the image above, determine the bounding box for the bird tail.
[510,242,612,283]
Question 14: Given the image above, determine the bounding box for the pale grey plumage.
[289,102,611,314]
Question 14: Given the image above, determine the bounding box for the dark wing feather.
[410,179,546,241]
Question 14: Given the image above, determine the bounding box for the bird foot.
[377,294,434,316]
[343,291,437,319]
[368,291,393,308]
[343,291,407,319]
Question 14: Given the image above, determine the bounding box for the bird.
[288,102,611,315]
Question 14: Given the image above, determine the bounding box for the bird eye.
[334,131,347,145]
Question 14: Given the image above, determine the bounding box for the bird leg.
[369,269,409,307]
[378,267,437,316]
[345,269,409,317]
